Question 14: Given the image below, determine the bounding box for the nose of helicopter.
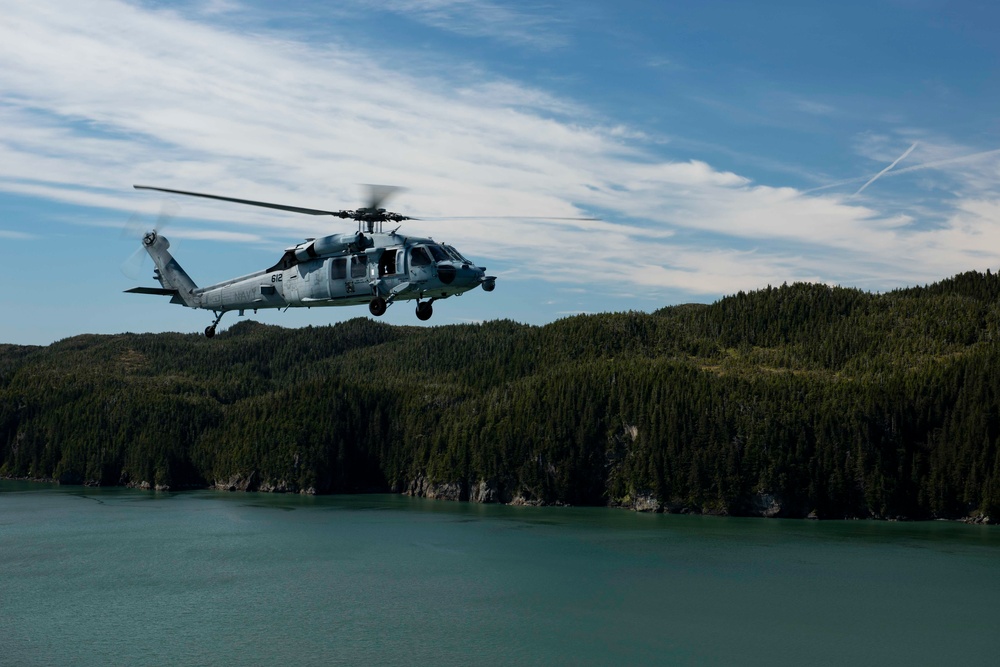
[437,262,485,288]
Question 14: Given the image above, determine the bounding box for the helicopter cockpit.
[411,243,472,267]
[410,246,432,267]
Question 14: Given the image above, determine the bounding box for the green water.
[1,481,997,666]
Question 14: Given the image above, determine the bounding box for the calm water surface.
[1,481,997,666]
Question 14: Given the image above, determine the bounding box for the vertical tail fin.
[143,231,200,308]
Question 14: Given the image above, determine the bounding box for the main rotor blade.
[123,201,179,238]
[134,185,347,217]
[154,200,180,231]
[422,215,601,221]
[363,184,404,211]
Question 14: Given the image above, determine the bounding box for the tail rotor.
[120,201,178,280]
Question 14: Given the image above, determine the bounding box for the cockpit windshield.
[443,245,469,263]
[426,245,450,262]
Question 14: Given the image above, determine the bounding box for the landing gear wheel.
[415,301,433,321]
[204,311,225,339]
[369,297,387,317]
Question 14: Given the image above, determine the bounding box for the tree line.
[2,270,1000,521]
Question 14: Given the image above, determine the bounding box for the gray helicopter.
[126,184,498,338]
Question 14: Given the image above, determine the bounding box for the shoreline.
[3,474,993,525]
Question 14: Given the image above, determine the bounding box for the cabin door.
[328,257,348,299]
[283,271,300,304]
[305,261,330,300]
[376,248,402,293]
[349,254,369,297]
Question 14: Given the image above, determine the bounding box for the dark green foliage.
[3,271,1000,520]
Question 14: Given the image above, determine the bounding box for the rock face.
[468,480,498,503]
[752,493,784,518]
[742,491,814,518]
[393,475,563,507]
[630,493,662,513]
[609,493,663,513]
[425,481,464,501]
[403,475,464,501]
[508,494,545,507]
[211,472,317,495]
[215,472,259,492]
[403,476,520,504]
[469,479,516,504]
[130,480,171,492]
[258,480,296,493]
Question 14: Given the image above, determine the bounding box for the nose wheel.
[415,300,433,321]
[369,297,387,317]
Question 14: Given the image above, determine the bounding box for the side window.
[330,258,347,280]
[351,254,367,278]
[411,247,431,267]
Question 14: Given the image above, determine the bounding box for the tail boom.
[125,231,200,308]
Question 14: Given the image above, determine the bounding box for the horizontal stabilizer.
[125,287,179,296]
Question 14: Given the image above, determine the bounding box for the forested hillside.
[3,271,1000,521]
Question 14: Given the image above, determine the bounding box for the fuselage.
[154,230,494,316]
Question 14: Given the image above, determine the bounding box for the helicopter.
[126,184,504,337]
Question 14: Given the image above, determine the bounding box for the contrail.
[888,146,1000,175]
[803,146,1000,194]
[853,142,918,196]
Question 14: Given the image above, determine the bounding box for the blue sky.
[2,0,999,345]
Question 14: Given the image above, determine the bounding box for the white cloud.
[0,229,37,240]
[790,98,837,116]
[196,0,242,16]
[372,0,571,49]
[166,227,268,244]
[0,0,999,310]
